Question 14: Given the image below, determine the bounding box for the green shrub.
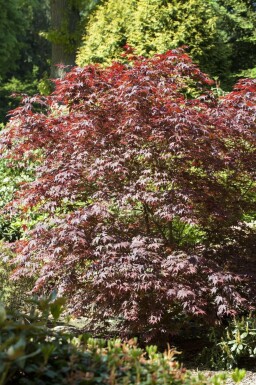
[0,241,33,311]
[0,69,41,123]
[77,0,256,88]
[0,143,42,242]
[77,0,230,79]
[0,295,246,385]
[199,313,256,369]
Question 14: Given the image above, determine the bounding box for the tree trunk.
[50,0,80,78]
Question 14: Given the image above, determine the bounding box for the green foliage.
[238,67,256,79]
[0,68,41,123]
[16,0,50,80]
[0,296,246,384]
[0,148,40,308]
[127,0,226,76]
[0,153,36,241]
[0,242,33,310]
[219,314,256,369]
[217,0,256,72]
[77,0,226,73]
[38,77,53,96]
[0,0,50,81]
[77,0,135,64]
[77,0,256,88]
[0,0,26,78]
[0,0,51,123]
[43,0,102,54]
[231,368,247,384]
[199,314,256,369]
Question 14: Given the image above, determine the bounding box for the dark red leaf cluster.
[1,48,256,338]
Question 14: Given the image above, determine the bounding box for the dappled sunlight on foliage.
[1,49,256,340]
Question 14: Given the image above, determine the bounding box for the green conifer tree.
[77,0,256,87]
[77,0,134,65]
[77,0,231,80]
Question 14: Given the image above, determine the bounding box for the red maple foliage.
[1,49,256,339]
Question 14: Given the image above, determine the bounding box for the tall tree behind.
[49,0,102,78]
[50,0,80,78]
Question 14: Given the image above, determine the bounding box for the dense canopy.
[2,49,256,338]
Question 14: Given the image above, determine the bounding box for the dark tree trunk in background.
[50,0,80,78]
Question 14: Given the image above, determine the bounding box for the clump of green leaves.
[0,241,33,311]
[0,71,39,124]
[218,314,256,369]
[199,314,256,369]
[0,153,37,242]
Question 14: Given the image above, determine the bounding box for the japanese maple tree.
[1,48,256,339]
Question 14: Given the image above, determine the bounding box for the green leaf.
[231,368,246,383]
